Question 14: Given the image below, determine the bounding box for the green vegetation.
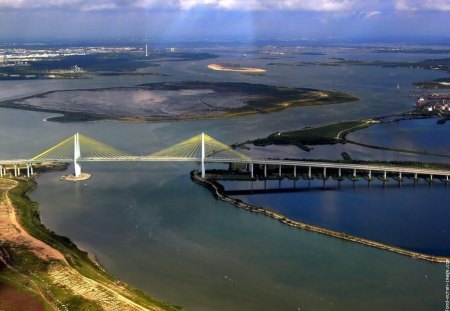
[252,120,373,151]
[0,52,217,80]
[414,77,450,89]
[268,58,450,74]
[0,245,103,311]
[1,177,183,311]
[9,179,102,278]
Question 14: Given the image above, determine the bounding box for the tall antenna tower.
[145,44,148,57]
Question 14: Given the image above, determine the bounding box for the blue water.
[0,46,448,310]
[224,178,450,256]
[348,118,450,156]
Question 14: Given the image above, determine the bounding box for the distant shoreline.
[208,64,266,73]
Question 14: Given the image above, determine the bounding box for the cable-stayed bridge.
[0,133,449,183]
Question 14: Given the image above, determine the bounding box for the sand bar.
[208,63,266,73]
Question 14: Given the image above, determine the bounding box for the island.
[208,63,266,73]
[0,81,358,122]
[251,120,375,151]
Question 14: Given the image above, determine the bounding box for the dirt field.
[0,282,45,311]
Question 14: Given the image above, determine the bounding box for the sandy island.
[208,63,266,73]
[65,173,92,181]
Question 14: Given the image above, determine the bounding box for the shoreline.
[191,171,449,264]
[0,175,183,311]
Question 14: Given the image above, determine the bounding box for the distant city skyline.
[0,0,449,43]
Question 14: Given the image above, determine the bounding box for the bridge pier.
[250,163,254,178]
[397,172,403,184]
[338,168,342,178]
[368,170,372,180]
[383,171,387,180]
[323,167,327,179]
[293,166,297,178]
[308,166,312,179]
[278,165,282,178]
[353,169,357,178]
[25,164,34,178]
[14,164,19,177]
[264,164,267,178]
[0,165,2,178]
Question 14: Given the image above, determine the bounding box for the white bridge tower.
[74,133,81,177]
[201,132,205,178]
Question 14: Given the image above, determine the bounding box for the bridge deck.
[1,157,450,177]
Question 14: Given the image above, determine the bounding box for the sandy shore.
[0,178,167,311]
[0,179,65,262]
[208,63,266,73]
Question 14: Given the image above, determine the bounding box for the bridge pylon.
[201,132,205,178]
[74,133,81,177]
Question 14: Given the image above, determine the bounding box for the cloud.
[396,0,450,11]
[363,11,381,18]
[0,0,448,13]
[0,0,361,11]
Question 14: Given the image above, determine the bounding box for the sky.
[0,0,449,42]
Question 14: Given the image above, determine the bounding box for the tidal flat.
[0,81,357,122]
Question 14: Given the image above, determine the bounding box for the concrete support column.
[338,168,342,178]
[293,166,297,178]
[368,170,372,180]
[250,163,254,179]
[414,173,418,180]
[264,164,267,178]
[278,165,282,178]
[384,171,387,180]
[323,167,327,178]
[30,165,34,175]
[14,164,18,177]
[398,172,402,179]
[0,165,3,178]
[26,164,30,178]
[74,133,82,177]
[353,169,357,178]
[446,175,449,182]
[308,166,312,179]
[200,133,205,178]
[430,174,433,181]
